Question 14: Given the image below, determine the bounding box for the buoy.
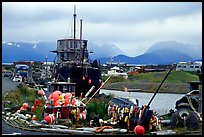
[34,100,42,107]
[134,125,145,135]
[54,99,64,107]
[32,115,36,120]
[52,92,60,103]
[38,90,45,96]
[31,106,36,112]
[64,98,71,106]
[82,76,85,80]
[44,115,55,124]
[71,98,77,106]
[22,103,28,109]
[59,94,64,101]
[124,116,128,122]
[76,108,81,121]
[48,93,54,100]
[88,79,92,84]
[48,91,62,103]
[53,90,62,96]
[54,99,60,107]
[20,107,25,111]
[70,109,75,115]
[64,93,72,99]
[80,110,87,120]
[71,92,75,97]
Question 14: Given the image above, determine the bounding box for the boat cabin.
[51,39,89,65]
[46,81,76,96]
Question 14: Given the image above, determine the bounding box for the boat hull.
[56,66,101,97]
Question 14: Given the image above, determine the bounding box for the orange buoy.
[32,115,36,120]
[48,91,62,103]
[71,92,75,97]
[31,106,36,112]
[44,115,55,124]
[88,79,92,84]
[52,92,60,103]
[22,103,28,109]
[48,93,54,100]
[54,99,62,107]
[20,107,25,111]
[80,110,87,120]
[53,90,62,95]
[71,98,77,106]
[64,93,72,99]
[82,76,85,80]
[64,98,71,106]
[38,90,45,96]
[134,125,145,135]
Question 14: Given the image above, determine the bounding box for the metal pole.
[147,65,174,107]
[138,65,174,125]
[85,76,111,105]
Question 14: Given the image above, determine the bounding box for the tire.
[170,108,199,129]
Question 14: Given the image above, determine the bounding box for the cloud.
[2,2,202,56]
[83,12,202,56]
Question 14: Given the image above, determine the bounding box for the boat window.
[76,41,80,49]
[83,41,87,49]
[57,40,62,45]
[66,40,69,49]
[67,53,73,61]
[182,66,186,68]
[195,66,199,68]
[64,52,67,61]
[70,41,74,49]
[68,85,75,92]
[63,86,68,92]
[190,66,194,68]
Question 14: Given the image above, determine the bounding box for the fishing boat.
[50,6,102,98]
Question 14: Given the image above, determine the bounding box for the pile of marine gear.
[90,96,162,132]
[2,89,130,134]
[2,89,87,126]
[109,97,161,131]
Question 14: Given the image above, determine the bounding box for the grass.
[86,93,114,121]
[165,70,199,83]
[128,70,199,83]
[103,70,199,84]
[102,75,128,83]
[3,84,38,111]
[102,70,200,93]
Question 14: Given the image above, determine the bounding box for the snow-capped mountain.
[2,41,124,63]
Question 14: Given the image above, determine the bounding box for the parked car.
[3,70,13,78]
[13,73,22,83]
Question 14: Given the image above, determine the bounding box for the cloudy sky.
[2,2,202,57]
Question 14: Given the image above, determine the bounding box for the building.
[176,61,202,72]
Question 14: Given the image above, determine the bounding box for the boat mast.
[73,5,76,49]
[80,19,83,49]
[80,19,84,66]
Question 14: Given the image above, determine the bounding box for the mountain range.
[2,40,201,65]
